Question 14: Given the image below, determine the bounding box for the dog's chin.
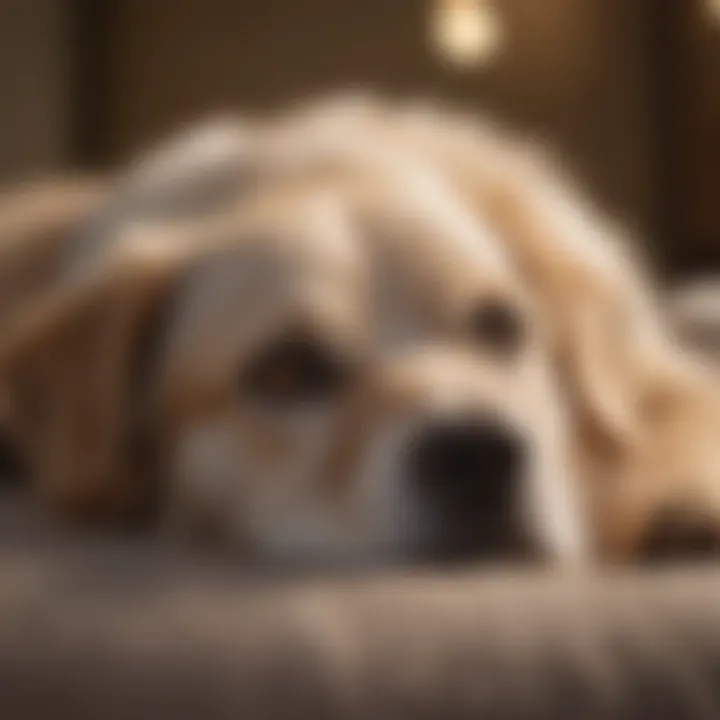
[234,524,540,575]
[239,501,546,572]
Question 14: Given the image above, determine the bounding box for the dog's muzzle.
[406,413,531,560]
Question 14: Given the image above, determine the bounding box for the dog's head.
[8,97,719,567]
[0,146,587,567]
[149,170,586,565]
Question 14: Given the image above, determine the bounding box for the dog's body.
[0,96,718,565]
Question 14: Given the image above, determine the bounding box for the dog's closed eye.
[470,298,526,357]
[241,335,351,407]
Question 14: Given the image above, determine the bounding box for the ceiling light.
[430,0,504,69]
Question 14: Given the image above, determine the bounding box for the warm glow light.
[708,0,720,22]
[430,0,504,69]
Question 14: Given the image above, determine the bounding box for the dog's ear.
[0,179,110,490]
[393,109,667,453]
[0,229,192,523]
[112,117,256,221]
[122,116,257,218]
[71,118,256,271]
[494,177,666,455]
[0,179,108,324]
[557,290,658,455]
[454,130,669,452]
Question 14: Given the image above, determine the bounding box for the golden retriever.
[0,95,717,565]
[269,94,720,562]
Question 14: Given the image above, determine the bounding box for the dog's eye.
[242,336,349,406]
[470,299,525,356]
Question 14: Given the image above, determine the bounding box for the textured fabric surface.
[1,498,720,720]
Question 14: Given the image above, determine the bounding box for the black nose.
[408,415,525,525]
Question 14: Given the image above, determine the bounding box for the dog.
[217,95,720,562]
[0,95,717,565]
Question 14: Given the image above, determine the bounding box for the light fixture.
[430,0,504,69]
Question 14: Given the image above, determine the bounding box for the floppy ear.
[0,179,108,324]
[122,117,257,216]
[452,135,665,451]
[66,118,257,281]
[0,232,191,523]
[489,169,669,455]
[394,107,677,452]
[392,108,661,451]
[0,179,110,484]
[75,117,254,251]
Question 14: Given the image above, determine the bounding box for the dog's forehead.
[341,170,523,322]
[250,184,361,267]
[162,147,531,376]
[170,187,365,335]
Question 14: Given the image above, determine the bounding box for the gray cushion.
[1,498,720,720]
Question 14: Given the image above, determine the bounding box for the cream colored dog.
[0,96,717,565]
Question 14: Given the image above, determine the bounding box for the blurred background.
[0,0,718,277]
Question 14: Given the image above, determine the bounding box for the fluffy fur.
[0,96,717,564]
